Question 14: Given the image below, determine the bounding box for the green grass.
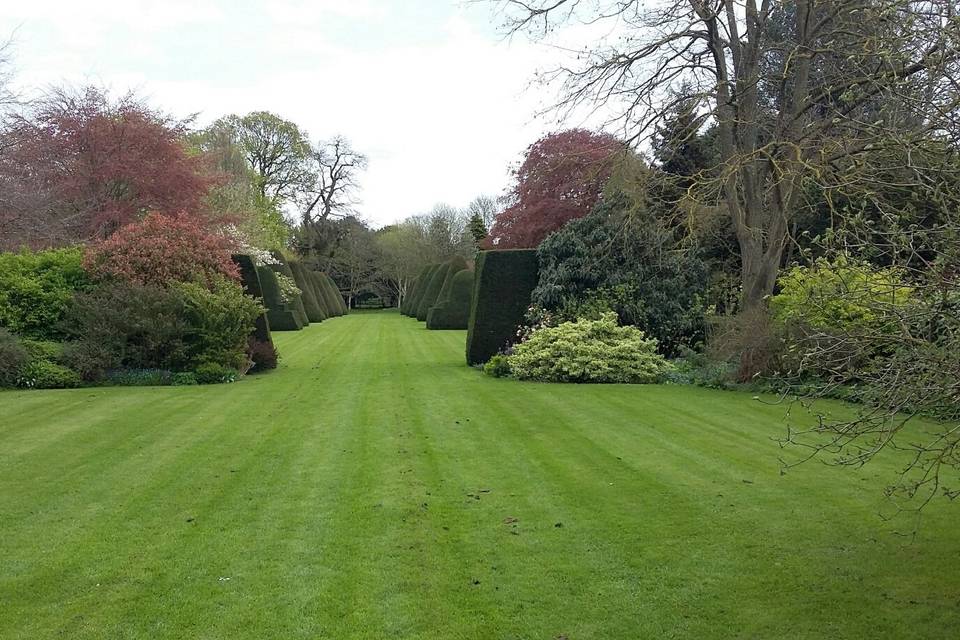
[1,310,957,639]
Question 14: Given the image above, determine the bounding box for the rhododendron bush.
[84,213,239,288]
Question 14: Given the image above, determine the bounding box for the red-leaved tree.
[484,129,624,249]
[0,87,216,249]
[84,213,239,288]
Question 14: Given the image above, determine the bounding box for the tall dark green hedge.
[401,275,420,315]
[289,261,327,323]
[256,266,303,331]
[434,256,468,306]
[406,264,438,317]
[231,254,273,344]
[466,249,539,365]
[416,262,453,321]
[325,274,347,314]
[316,272,345,317]
[427,269,474,330]
[307,271,332,317]
[268,253,309,327]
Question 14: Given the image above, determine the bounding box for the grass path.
[1,310,957,639]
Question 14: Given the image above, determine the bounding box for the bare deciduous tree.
[493,0,960,309]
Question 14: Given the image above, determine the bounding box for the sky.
[1,0,579,227]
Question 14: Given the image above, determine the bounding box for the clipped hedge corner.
[466,249,539,365]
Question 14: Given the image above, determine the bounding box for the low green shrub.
[172,372,198,386]
[0,329,29,387]
[105,369,174,387]
[664,349,737,389]
[505,312,671,383]
[483,354,512,378]
[194,362,238,385]
[17,360,82,389]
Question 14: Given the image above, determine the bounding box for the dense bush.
[194,362,238,384]
[427,269,474,330]
[83,213,239,288]
[0,247,91,340]
[504,313,671,383]
[0,329,29,387]
[63,278,260,378]
[176,278,263,371]
[17,359,82,389]
[466,249,539,365]
[482,354,512,378]
[532,192,708,356]
[770,258,912,377]
[247,337,279,372]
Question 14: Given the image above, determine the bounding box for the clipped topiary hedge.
[289,261,327,323]
[231,254,273,344]
[307,271,332,318]
[317,273,345,316]
[401,275,420,315]
[416,262,453,321]
[256,265,303,331]
[325,273,347,314]
[433,256,468,307]
[466,249,539,365]
[268,253,309,327]
[427,268,474,330]
[406,264,438,317]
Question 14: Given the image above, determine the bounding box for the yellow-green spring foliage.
[503,312,671,383]
[770,258,912,334]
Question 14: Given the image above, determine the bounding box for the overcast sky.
[1,0,580,227]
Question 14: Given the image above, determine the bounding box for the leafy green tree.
[532,191,708,356]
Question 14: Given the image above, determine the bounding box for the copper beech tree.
[484,129,624,249]
[0,87,215,249]
[493,0,960,308]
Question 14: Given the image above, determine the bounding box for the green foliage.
[417,257,466,322]
[171,372,198,386]
[663,349,737,389]
[289,261,327,322]
[482,354,511,378]
[231,254,273,345]
[256,266,304,331]
[404,265,436,317]
[427,269,475,330]
[318,273,346,316]
[0,329,29,387]
[17,360,82,389]
[63,279,260,380]
[173,278,263,371]
[105,369,174,387]
[20,339,65,363]
[0,247,90,340]
[416,263,452,321]
[532,192,708,356]
[466,250,539,365]
[194,362,238,385]
[505,313,671,383]
[770,258,912,334]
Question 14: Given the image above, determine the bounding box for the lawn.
[1,310,957,639]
